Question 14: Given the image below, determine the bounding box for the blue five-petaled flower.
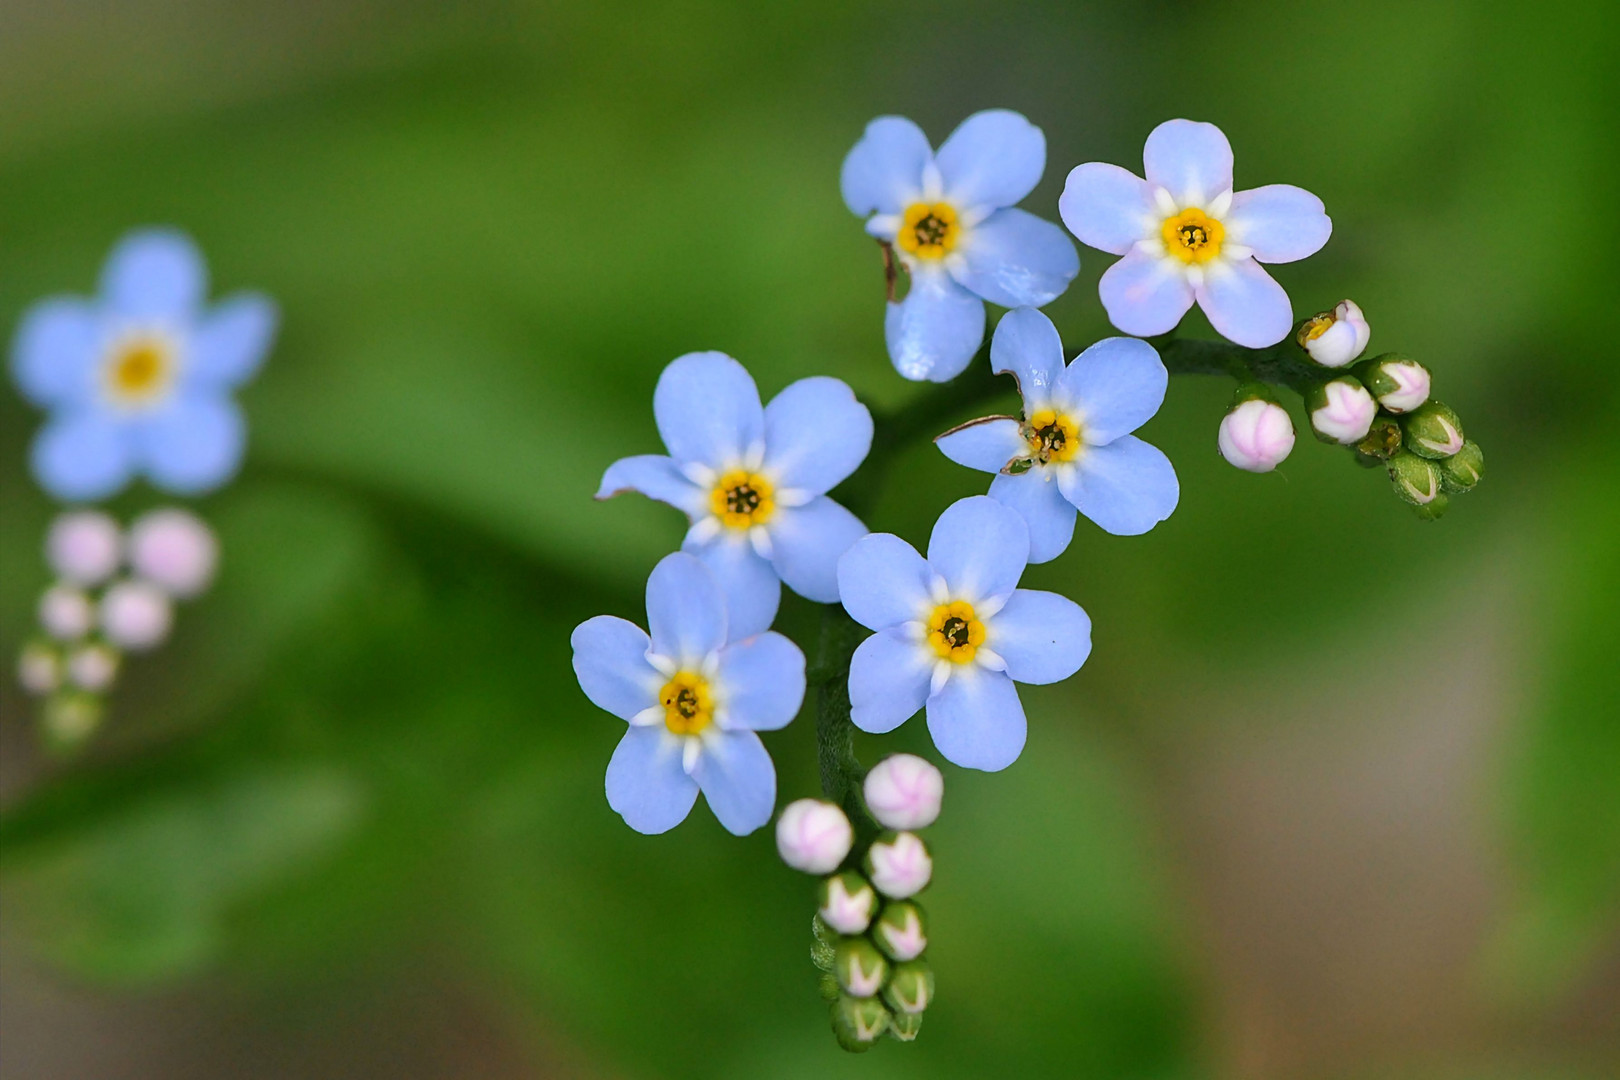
[597,352,872,640]
[572,552,806,836]
[842,109,1080,383]
[10,228,277,502]
[935,308,1179,561]
[836,496,1091,772]
[1060,119,1331,348]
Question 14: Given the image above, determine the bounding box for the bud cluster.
[1343,355,1482,519]
[777,754,943,1051]
[16,508,218,750]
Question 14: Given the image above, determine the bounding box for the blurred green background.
[1,1,1615,1077]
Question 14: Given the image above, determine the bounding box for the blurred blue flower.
[9,228,277,502]
[935,308,1179,561]
[572,552,805,836]
[835,496,1090,772]
[841,110,1080,383]
[1060,118,1331,347]
[597,352,872,638]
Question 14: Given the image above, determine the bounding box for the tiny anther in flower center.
[896,202,959,260]
[104,335,176,406]
[927,600,986,664]
[1023,409,1081,464]
[709,469,775,529]
[1298,313,1334,346]
[659,671,714,735]
[1160,207,1225,264]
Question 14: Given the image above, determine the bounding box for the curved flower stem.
[811,329,1325,817]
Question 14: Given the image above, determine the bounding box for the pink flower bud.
[129,509,218,598]
[776,799,854,874]
[1218,399,1295,473]
[1308,379,1377,445]
[1298,300,1370,367]
[864,832,932,899]
[39,584,95,641]
[46,511,123,586]
[862,754,944,830]
[17,643,63,696]
[68,643,121,692]
[100,580,173,651]
[1377,361,1431,413]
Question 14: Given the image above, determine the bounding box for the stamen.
[896,202,960,260]
[1160,208,1225,265]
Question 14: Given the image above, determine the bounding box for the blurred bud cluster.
[16,508,218,749]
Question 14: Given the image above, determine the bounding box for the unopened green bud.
[1353,353,1431,413]
[818,972,840,1002]
[1412,492,1450,520]
[882,960,936,1015]
[1353,414,1404,460]
[811,933,836,974]
[41,691,103,751]
[888,1008,924,1042]
[1386,450,1444,508]
[834,936,889,998]
[818,871,877,934]
[872,900,929,961]
[1401,400,1465,459]
[1439,440,1484,493]
[831,994,890,1051]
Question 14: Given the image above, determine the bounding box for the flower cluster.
[17,508,218,749]
[779,755,943,1050]
[9,230,272,745]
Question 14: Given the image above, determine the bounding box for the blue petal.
[100,228,208,319]
[949,208,1078,308]
[11,298,102,407]
[885,267,986,383]
[767,496,867,604]
[717,632,805,731]
[1059,162,1155,256]
[32,410,135,502]
[1195,259,1293,348]
[645,551,728,663]
[136,393,246,495]
[653,352,764,468]
[988,470,1077,564]
[598,454,706,516]
[572,616,661,720]
[935,110,1045,212]
[187,293,277,388]
[692,729,776,836]
[1227,184,1331,264]
[1054,336,1168,445]
[926,667,1026,771]
[926,496,1029,604]
[1097,248,1196,338]
[849,627,933,734]
[1058,435,1180,536]
[836,533,933,631]
[689,535,779,642]
[1142,119,1233,206]
[606,726,699,834]
[762,376,873,495]
[990,306,1066,402]
[841,116,932,217]
[935,416,1024,473]
[987,589,1092,685]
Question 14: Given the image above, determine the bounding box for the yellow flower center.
[1298,312,1335,346]
[896,202,959,260]
[1160,207,1225,264]
[658,670,714,736]
[1023,409,1081,464]
[103,334,176,406]
[709,469,775,529]
[926,600,986,664]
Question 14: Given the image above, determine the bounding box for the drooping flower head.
[842,110,1080,382]
[598,353,871,639]
[935,308,1179,561]
[10,229,277,501]
[835,496,1091,772]
[1060,120,1331,348]
[571,552,806,836]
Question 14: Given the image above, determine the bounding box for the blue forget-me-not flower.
[835,496,1091,772]
[572,552,806,836]
[597,352,872,639]
[10,229,277,502]
[842,110,1080,383]
[935,308,1179,561]
[1060,119,1331,348]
